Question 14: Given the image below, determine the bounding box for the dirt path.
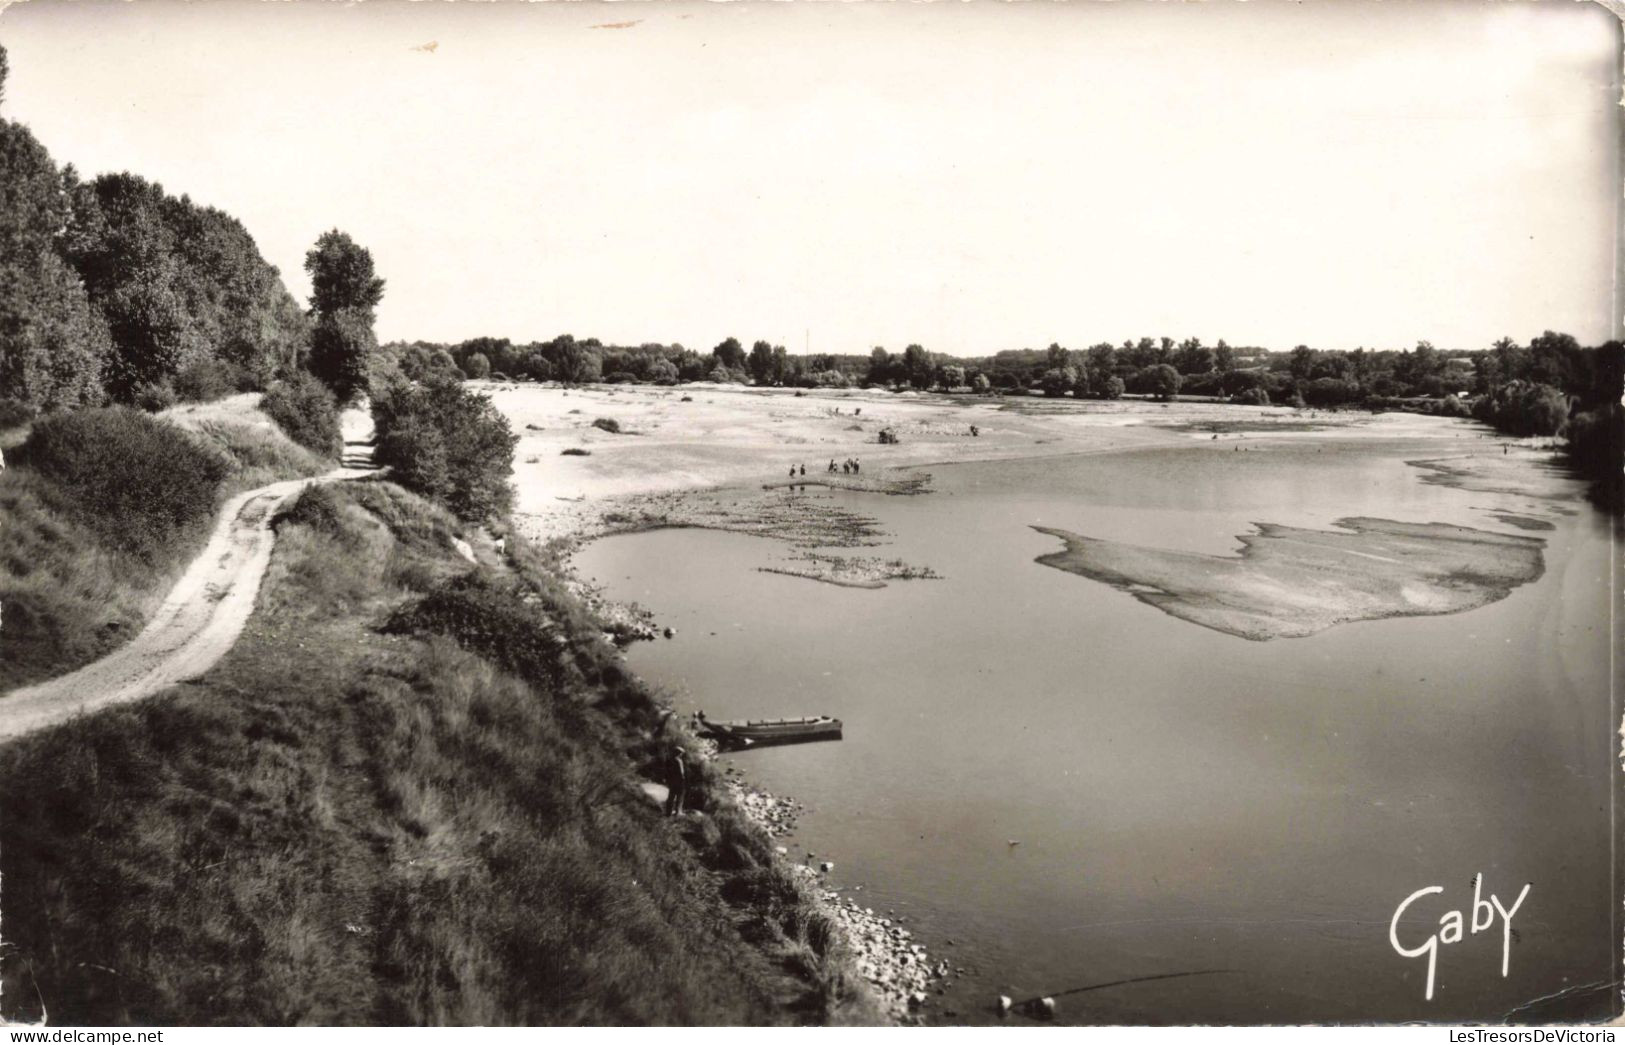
[0,409,379,745]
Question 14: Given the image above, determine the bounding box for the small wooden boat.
[698,714,843,749]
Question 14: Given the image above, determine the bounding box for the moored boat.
[698,713,843,749]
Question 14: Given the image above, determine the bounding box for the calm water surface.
[572,429,1618,1024]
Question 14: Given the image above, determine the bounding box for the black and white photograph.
[0,0,1620,1030]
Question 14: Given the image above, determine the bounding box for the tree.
[1086,342,1118,379]
[712,336,745,371]
[308,306,376,403]
[0,117,109,409]
[902,343,932,388]
[60,172,208,401]
[1100,375,1126,400]
[546,335,599,385]
[305,229,384,318]
[461,351,491,379]
[971,373,991,394]
[867,346,892,385]
[748,340,774,384]
[1174,338,1214,376]
[1147,364,1181,401]
[304,230,384,402]
[1289,345,1317,380]
[1040,366,1077,397]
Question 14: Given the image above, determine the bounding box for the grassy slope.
[0,399,331,691]
[0,480,874,1026]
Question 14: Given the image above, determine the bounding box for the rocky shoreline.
[720,768,958,1023]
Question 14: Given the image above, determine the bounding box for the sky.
[0,0,1618,356]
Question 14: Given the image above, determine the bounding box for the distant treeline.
[394,331,1619,506]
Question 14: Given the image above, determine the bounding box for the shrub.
[1301,377,1362,407]
[0,397,37,430]
[1473,380,1570,436]
[172,357,246,403]
[13,407,228,560]
[373,375,517,521]
[592,417,621,434]
[1232,387,1270,406]
[131,380,178,413]
[1434,394,1472,418]
[261,371,343,458]
[561,447,591,456]
[274,482,347,539]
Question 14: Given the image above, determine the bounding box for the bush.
[1301,377,1362,407]
[1433,394,1472,418]
[1474,380,1570,436]
[561,447,591,456]
[13,407,228,560]
[261,371,343,458]
[172,357,247,403]
[1232,387,1270,406]
[0,397,37,430]
[131,380,178,413]
[373,375,517,521]
[592,417,622,434]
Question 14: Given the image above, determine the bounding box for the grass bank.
[0,479,877,1025]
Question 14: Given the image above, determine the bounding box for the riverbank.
[0,479,881,1025]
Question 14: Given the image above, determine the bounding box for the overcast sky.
[0,0,1617,355]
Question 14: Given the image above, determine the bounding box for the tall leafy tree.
[0,56,109,409]
[711,336,745,371]
[747,340,774,384]
[62,172,208,400]
[304,229,385,402]
[902,343,932,388]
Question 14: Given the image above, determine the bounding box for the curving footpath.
[0,410,380,745]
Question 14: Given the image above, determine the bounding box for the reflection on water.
[571,434,1616,1024]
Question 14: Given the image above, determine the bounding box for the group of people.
[785,458,864,478]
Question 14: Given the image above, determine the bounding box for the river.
[571,420,1618,1024]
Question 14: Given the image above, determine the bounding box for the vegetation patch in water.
[758,553,941,590]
